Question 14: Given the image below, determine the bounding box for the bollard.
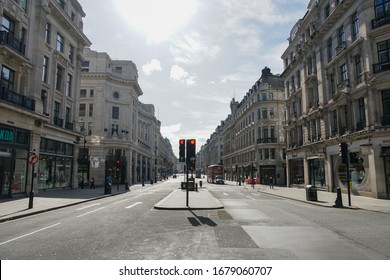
[333,187,343,207]
[28,191,34,209]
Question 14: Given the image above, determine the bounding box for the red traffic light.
[179,139,185,145]
[189,139,196,145]
[116,160,120,164]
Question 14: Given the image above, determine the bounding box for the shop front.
[0,124,30,198]
[37,138,74,190]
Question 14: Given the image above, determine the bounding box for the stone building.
[201,67,286,185]
[282,0,390,198]
[1,0,90,197]
[79,48,175,186]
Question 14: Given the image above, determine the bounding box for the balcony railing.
[356,120,365,131]
[381,115,390,126]
[257,138,277,144]
[372,15,390,29]
[65,121,74,130]
[0,86,35,111]
[54,117,64,127]
[0,31,26,55]
[337,79,350,90]
[373,63,390,74]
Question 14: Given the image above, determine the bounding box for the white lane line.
[0,223,61,246]
[76,203,101,210]
[125,202,143,209]
[114,199,129,205]
[223,192,229,196]
[76,207,105,218]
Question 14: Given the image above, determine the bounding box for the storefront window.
[338,157,365,189]
[308,158,325,188]
[289,158,304,184]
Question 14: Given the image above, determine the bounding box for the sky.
[78,0,309,157]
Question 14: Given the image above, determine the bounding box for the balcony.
[337,79,350,90]
[65,122,74,131]
[0,87,35,111]
[372,15,390,29]
[336,41,347,55]
[381,115,390,126]
[373,63,390,74]
[257,138,277,144]
[54,117,64,128]
[0,31,26,55]
[356,120,365,131]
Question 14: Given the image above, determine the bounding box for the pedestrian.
[269,176,274,189]
[90,177,95,189]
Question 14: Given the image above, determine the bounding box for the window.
[338,26,345,47]
[89,104,93,117]
[80,89,87,98]
[1,65,15,90]
[355,55,363,84]
[88,122,92,136]
[56,66,63,91]
[375,0,390,18]
[42,56,49,82]
[382,90,390,116]
[79,104,86,117]
[56,33,64,52]
[66,74,72,97]
[44,22,51,44]
[112,124,119,135]
[58,0,66,9]
[112,106,119,119]
[332,110,338,136]
[262,108,268,119]
[378,40,390,65]
[324,4,330,19]
[328,37,333,63]
[270,108,275,118]
[90,89,94,97]
[69,44,74,64]
[54,101,61,118]
[358,98,365,122]
[65,107,71,123]
[21,0,28,12]
[82,61,89,72]
[340,63,348,81]
[352,12,359,41]
[1,15,15,34]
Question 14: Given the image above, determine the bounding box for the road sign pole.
[28,163,34,209]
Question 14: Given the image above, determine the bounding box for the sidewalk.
[241,183,390,213]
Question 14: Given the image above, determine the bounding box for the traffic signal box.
[186,139,196,170]
[179,139,186,162]
[339,142,348,164]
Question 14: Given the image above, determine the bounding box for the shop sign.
[0,128,14,142]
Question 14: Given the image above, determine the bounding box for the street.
[0,176,389,260]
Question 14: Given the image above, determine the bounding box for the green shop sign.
[0,129,14,142]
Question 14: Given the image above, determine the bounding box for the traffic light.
[187,139,196,170]
[339,142,348,164]
[179,139,185,162]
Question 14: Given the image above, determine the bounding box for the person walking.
[90,177,95,189]
[269,176,274,189]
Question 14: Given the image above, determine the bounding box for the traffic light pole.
[346,159,351,207]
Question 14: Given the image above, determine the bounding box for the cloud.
[170,65,197,85]
[170,32,221,65]
[142,59,162,75]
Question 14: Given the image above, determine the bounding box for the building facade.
[79,48,175,187]
[201,67,286,185]
[282,0,390,198]
[1,0,90,197]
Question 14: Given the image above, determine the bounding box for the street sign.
[28,152,39,165]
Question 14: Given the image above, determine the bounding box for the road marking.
[125,202,143,209]
[223,192,229,196]
[0,223,61,246]
[76,203,101,210]
[253,193,260,196]
[76,207,105,218]
[114,199,129,205]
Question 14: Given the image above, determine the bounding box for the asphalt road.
[0,177,389,260]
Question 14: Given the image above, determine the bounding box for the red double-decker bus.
[207,164,224,184]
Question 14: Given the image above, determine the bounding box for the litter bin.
[105,183,112,195]
[306,185,317,201]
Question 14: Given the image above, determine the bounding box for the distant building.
[281,0,390,198]
[201,67,286,185]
